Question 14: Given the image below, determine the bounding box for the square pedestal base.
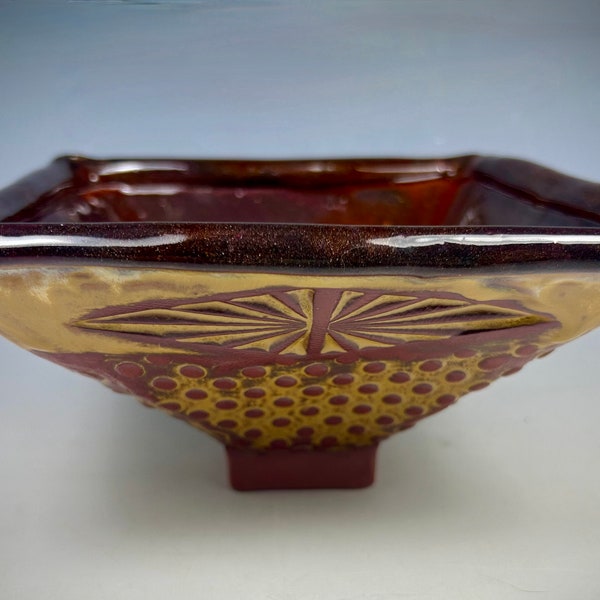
[226,445,378,491]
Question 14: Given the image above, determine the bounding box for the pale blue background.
[1,2,599,599]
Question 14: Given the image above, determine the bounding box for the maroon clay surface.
[227,445,377,491]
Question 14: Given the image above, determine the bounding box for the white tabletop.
[1,2,599,598]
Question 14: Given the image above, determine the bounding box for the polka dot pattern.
[101,337,549,451]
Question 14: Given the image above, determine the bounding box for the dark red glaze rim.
[0,155,598,272]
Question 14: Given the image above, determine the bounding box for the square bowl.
[0,155,599,489]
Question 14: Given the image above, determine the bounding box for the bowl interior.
[4,157,599,227]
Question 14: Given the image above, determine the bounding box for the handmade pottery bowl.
[1,156,599,490]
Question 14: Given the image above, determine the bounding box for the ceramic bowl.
[1,155,599,490]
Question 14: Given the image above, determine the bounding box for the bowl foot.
[226,445,378,491]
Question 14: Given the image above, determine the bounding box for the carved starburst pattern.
[75,288,550,357]
[77,289,314,355]
[325,290,546,351]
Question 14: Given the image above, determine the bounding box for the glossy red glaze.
[1,156,600,273]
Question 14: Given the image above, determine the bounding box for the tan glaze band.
[0,265,598,354]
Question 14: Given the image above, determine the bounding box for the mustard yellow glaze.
[0,265,598,354]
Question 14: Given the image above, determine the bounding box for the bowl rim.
[0,154,599,271]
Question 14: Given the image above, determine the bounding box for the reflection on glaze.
[370,233,600,249]
[0,234,188,248]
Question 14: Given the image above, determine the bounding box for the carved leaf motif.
[75,288,549,356]
[77,289,313,355]
[327,292,547,350]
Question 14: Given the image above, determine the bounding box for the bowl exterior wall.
[0,264,598,453]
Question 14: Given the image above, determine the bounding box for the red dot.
[216,399,237,410]
[275,376,297,388]
[446,370,466,382]
[470,382,490,391]
[332,373,354,385]
[241,366,267,378]
[359,383,378,394]
[270,439,288,449]
[188,410,210,421]
[218,419,237,429]
[436,394,456,406]
[245,408,264,418]
[297,427,314,438]
[324,415,343,425]
[244,428,263,439]
[376,415,394,425]
[159,402,181,412]
[412,383,433,395]
[180,364,205,378]
[329,395,349,406]
[152,377,177,390]
[364,362,385,373]
[304,363,329,377]
[244,387,265,399]
[185,388,207,400]
[321,436,338,447]
[516,344,538,356]
[420,360,442,372]
[353,404,372,414]
[273,417,291,427]
[303,385,325,397]
[390,371,410,384]
[273,397,294,407]
[383,394,402,405]
[348,425,365,435]
[214,378,236,390]
[405,406,424,416]
[478,355,512,371]
[300,406,320,416]
[115,362,144,378]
